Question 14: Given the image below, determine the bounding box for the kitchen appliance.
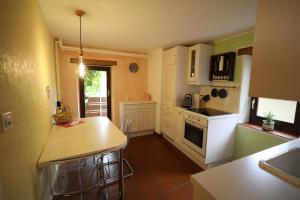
[182,94,193,108]
[183,112,207,156]
[186,107,229,116]
[192,94,201,108]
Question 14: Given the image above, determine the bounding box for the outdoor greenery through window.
[84,70,107,98]
[83,69,108,118]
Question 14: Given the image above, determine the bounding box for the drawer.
[184,112,208,127]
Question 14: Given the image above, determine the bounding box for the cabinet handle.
[251,99,256,110]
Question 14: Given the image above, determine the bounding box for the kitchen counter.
[175,106,239,120]
[191,138,300,200]
[120,100,156,105]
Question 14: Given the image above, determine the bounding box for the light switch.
[1,112,13,133]
[46,86,51,99]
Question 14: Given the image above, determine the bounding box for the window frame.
[249,97,300,136]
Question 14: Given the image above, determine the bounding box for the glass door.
[79,66,111,119]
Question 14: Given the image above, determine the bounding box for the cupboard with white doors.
[187,43,213,85]
[160,46,198,136]
[119,101,156,134]
[161,106,184,143]
[161,46,199,108]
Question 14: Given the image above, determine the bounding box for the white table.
[38,117,127,199]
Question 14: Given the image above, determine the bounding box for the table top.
[191,138,300,200]
[38,117,127,167]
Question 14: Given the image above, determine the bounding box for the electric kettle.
[182,94,193,108]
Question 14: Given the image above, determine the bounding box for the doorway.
[79,66,111,119]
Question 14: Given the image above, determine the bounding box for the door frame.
[79,65,111,119]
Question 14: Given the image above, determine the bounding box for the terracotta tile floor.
[55,134,202,200]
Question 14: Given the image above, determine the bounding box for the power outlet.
[1,112,13,133]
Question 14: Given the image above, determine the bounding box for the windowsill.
[240,123,298,140]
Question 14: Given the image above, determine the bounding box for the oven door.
[182,120,207,157]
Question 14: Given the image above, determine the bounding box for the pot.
[262,120,275,131]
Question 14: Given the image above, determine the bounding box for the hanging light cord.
[79,15,82,55]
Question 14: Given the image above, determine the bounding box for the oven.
[182,113,207,157]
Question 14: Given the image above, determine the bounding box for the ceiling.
[39,0,257,53]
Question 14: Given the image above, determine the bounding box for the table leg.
[119,149,124,200]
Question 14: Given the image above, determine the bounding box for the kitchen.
[0,0,300,200]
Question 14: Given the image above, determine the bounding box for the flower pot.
[262,120,275,131]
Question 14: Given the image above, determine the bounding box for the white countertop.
[191,138,300,200]
[38,117,127,167]
[120,101,156,105]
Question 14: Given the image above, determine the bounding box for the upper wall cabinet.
[250,0,300,101]
[187,43,213,85]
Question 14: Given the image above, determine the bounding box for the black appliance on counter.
[185,107,230,117]
[210,52,236,81]
[182,94,193,108]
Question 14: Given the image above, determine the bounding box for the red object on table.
[57,119,85,128]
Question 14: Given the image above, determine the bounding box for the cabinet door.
[187,45,199,83]
[162,66,176,106]
[124,111,139,132]
[163,109,175,140]
[139,109,155,131]
[163,48,177,66]
[174,110,184,144]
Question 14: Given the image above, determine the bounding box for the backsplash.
[198,85,240,113]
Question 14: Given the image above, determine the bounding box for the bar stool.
[122,118,133,178]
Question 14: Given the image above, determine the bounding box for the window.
[249,97,300,136]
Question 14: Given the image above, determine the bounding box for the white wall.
[147,48,163,133]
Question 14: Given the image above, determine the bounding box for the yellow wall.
[0,0,56,199]
[58,50,148,126]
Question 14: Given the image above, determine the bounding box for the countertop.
[191,138,300,200]
[38,117,127,167]
[175,106,239,120]
[120,101,156,105]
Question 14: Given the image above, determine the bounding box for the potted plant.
[262,112,275,131]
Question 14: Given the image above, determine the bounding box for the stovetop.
[185,107,230,117]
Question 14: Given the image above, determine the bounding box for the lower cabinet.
[161,106,184,142]
[120,101,156,133]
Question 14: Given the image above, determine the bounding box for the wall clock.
[129,63,139,73]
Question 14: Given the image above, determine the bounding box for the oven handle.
[184,119,206,129]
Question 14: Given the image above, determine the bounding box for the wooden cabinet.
[187,43,213,85]
[120,102,156,133]
[249,0,300,101]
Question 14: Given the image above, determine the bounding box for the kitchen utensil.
[182,94,193,108]
[192,94,201,108]
[218,89,228,98]
[202,95,211,102]
[211,88,218,97]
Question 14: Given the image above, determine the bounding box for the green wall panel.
[233,125,287,160]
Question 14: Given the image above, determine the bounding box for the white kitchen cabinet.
[139,109,155,130]
[120,101,156,133]
[161,65,176,106]
[160,46,198,138]
[187,43,213,85]
[161,105,175,140]
[174,108,184,144]
[161,46,198,108]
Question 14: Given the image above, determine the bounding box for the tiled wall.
[198,86,240,113]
